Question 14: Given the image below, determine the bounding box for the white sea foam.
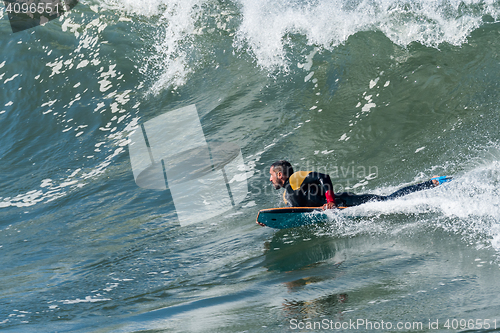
[326,157,500,251]
[99,0,208,94]
[97,0,500,90]
[234,0,498,71]
[61,296,111,304]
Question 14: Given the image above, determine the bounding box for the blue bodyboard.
[256,207,346,229]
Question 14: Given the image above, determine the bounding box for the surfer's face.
[270,167,286,189]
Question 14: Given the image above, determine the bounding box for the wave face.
[1,0,500,332]
[110,0,500,86]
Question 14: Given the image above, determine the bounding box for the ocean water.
[2,0,500,332]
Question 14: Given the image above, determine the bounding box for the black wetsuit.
[283,171,334,207]
[283,171,435,208]
[333,181,435,207]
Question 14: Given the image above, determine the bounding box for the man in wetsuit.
[269,160,451,210]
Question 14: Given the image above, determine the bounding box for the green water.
[1,0,500,332]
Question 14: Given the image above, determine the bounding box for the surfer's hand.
[322,202,337,210]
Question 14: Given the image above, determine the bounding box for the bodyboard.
[256,207,346,229]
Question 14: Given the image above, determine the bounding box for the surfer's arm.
[317,174,336,210]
